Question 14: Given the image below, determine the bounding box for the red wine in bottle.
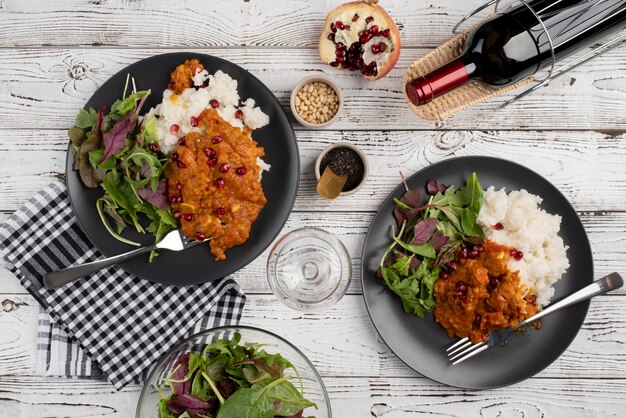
[406,0,626,106]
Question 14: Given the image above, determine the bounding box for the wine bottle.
[406,0,626,106]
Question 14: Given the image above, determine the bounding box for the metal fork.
[446,272,624,365]
[43,230,207,289]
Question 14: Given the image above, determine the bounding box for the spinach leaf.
[461,172,483,214]
[215,385,275,418]
[259,380,316,416]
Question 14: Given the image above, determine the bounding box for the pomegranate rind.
[318,0,401,81]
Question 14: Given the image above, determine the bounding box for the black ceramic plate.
[66,53,299,285]
[362,156,593,389]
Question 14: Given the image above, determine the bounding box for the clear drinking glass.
[267,227,351,311]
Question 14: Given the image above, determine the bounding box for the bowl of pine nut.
[290,75,343,129]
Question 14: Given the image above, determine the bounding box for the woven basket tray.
[403,26,533,120]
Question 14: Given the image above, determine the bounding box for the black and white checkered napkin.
[0,181,246,390]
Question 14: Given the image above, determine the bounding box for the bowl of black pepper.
[315,142,368,196]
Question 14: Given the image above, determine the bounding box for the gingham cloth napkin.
[0,181,246,390]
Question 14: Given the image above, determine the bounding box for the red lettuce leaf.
[413,218,437,245]
[138,180,169,209]
[400,189,421,208]
[99,113,137,163]
[428,230,450,252]
[426,179,448,196]
[171,353,191,395]
[76,107,105,188]
[169,394,217,412]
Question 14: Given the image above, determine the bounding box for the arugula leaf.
[75,107,99,129]
[392,236,436,259]
[110,90,150,116]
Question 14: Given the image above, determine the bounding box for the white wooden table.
[1,1,625,416]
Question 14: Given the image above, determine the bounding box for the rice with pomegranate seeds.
[477,187,570,307]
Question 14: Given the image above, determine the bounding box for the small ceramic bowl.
[315,142,369,196]
[290,75,343,129]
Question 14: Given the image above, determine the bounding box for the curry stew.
[433,241,539,343]
[164,108,267,260]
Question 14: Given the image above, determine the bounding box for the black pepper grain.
[319,147,365,191]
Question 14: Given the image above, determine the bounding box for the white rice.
[144,69,270,163]
[477,187,570,307]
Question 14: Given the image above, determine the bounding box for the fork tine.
[449,341,487,362]
[446,337,470,352]
[446,339,473,357]
[452,343,490,365]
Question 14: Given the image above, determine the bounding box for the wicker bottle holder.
[403,25,533,120]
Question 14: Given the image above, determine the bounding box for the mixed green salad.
[377,172,485,317]
[69,76,176,259]
[157,332,317,418]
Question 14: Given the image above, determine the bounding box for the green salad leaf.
[75,107,99,129]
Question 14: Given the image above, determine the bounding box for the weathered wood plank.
[1,293,625,379]
[1,371,626,417]
[0,48,625,130]
[0,0,516,49]
[1,130,626,212]
[2,209,626,295]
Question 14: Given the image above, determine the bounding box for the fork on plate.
[446,272,623,365]
[43,230,208,289]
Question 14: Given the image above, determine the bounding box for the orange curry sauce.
[164,109,267,261]
[433,241,539,343]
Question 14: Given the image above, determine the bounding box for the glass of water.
[267,227,351,311]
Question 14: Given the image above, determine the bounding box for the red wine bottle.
[406,0,626,106]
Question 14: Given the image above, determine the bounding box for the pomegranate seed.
[171,152,179,161]
[208,158,217,167]
[365,16,374,23]
[220,163,231,173]
[469,250,479,258]
[176,182,183,191]
[236,166,248,176]
[170,124,179,134]
[214,178,225,189]
[173,211,181,220]
[330,22,336,32]
[371,44,380,54]
[168,81,176,90]
[205,147,216,158]
[440,271,449,280]
[514,251,524,261]
[148,143,161,154]
[195,231,206,240]
[181,213,192,222]
[209,99,219,108]
[177,137,185,146]
[474,245,484,253]
[212,136,223,144]
[176,197,183,203]
[335,56,345,63]
[455,281,467,292]
[448,260,458,270]
[493,222,504,230]
[335,20,344,30]
[215,207,226,216]
[327,33,335,42]
[382,28,391,37]
[336,42,345,49]
[352,13,359,22]
[190,116,198,127]
[235,109,244,119]
[460,247,469,259]
[177,160,186,169]
[528,295,537,305]
[378,42,387,52]
[509,248,518,257]
[370,25,379,34]
[454,291,463,298]
[360,34,372,43]
[330,61,340,67]
[473,315,482,328]
[168,195,177,203]
[336,49,345,57]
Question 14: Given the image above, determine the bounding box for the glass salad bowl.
[136,325,331,418]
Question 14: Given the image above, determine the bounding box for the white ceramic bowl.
[315,142,369,196]
[290,75,343,129]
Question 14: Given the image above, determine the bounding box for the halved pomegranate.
[318,0,401,80]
